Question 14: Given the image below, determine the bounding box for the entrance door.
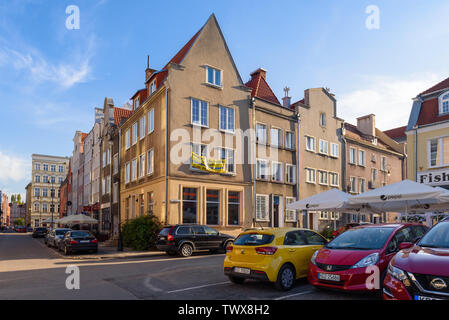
[309,212,314,230]
[272,195,284,228]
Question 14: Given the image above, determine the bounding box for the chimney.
[145,55,156,82]
[357,114,376,137]
[250,68,267,80]
[282,86,291,108]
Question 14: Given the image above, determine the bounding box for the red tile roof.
[383,126,406,140]
[420,76,449,96]
[245,68,281,105]
[344,123,394,152]
[114,107,132,126]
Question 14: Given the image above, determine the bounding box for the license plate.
[80,240,90,243]
[160,236,166,240]
[414,295,441,301]
[318,273,340,282]
[234,267,251,275]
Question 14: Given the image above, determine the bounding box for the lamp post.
[48,181,55,229]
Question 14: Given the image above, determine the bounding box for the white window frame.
[131,159,137,181]
[256,123,267,145]
[285,131,295,150]
[439,91,449,115]
[329,172,339,187]
[358,149,366,166]
[132,123,138,145]
[305,136,316,152]
[255,194,270,222]
[285,197,297,222]
[148,109,154,134]
[350,176,358,193]
[381,156,387,171]
[139,116,145,140]
[359,177,366,194]
[256,159,269,180]
[219,105,235,133]
[125,162,130,183]
[125,129,130,150]
[319,139,329,155]
[191,98,209,127]
[285,164,296,184]
[318,170,328,185]
[217,147,235,174]
[319,211,329,220]
[205,65,223,88]
[139,153,145,178]
[320,113,326,127]
[270,127,282,148]
[349,147,356,164]
[330,143,339,158]
[150,81,157,94]
[305,168,316,184]
[147,149,154,176]
[271,161,283,182]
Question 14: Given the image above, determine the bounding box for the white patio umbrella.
[286,189,353,211]
[57,214,98,225]
[349,180,445,221]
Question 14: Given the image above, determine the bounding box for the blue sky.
[1,0,449,198]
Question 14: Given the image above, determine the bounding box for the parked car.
[59,230,98,255]
[45,228,72,248]
[27,226,33,233]
[224,228,328,291]
[15,226,26,233]
[383,220,449,300]
[156,224,234,257]
[32,227,48,238]
[308,223,428,294]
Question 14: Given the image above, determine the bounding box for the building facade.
[0,192,10,227]
[406,77,449,190]
[9,202,26,225]
[30,154,69,227]
[59,160,72,218]
[70,131,87,215]
[343,114,406,224]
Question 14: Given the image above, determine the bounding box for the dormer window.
[206,66,222,87]
[439,92,449,115]
[134,97,140,110]
[150,81,156,94]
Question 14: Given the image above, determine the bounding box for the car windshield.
[419,222,449,249]
[56,229,70,235]
[326,227,395,250]
[71,231,91,237]
[234,233,274,246]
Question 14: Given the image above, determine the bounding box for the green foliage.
[15,218,25,226]
[121,215,163,251]
[320,227,335,240]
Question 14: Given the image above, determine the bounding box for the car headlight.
[350,252,379,269]
[387,262,407,282]
[311,250,319,266]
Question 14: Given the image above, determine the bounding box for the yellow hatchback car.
[223,228,328,291]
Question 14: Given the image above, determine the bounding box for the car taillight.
[226,245,233,253]
[69,240,78,245]
[91,239,98,243]
[255,246,278,255]
[167,226,176,241]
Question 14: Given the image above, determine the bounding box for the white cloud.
[0,151,30,183]
[338,73,444,130]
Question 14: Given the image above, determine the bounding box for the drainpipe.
[296,112,301,228]
[341,122,349,224]
[165,87,169,224]
[251,97,256,228]
[117,125,123,251]
[414,126,418,182]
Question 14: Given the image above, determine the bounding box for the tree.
[11,195,15,203]
[17,194,21,203]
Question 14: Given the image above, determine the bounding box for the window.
[220,148,235,174]
[319,113,326,127]
[182,188,197,224]
[329,172,339,187]
[439,92,449,115]
[371,168,378,182]
[285,197,296,222]
[271,162,283,182]
[147,149,154,175]
[125,129,130,149]
[381,156,387,171]
[139,154,145,178]
[271,128,282,148]
[350,177,357,193]
[139,116,145,140]
[306,136,316,152]
[358,150,366,166]
[125,162,130,183]
[101,178,105,194]
[319,140,328,155]
[349,148,356,164]
[286,165,296,184]
[256,123,267,144]
[42,203,48,213]
[43,188,48,197]
[256,195,269,221]
[228,192,240,226]
[34,203,40,212]
[219,106,234,132]
[359,178,366,193]
[51,176,56,183]
[102,152,106,168]
[113,154,118,175]
[34,188,40,197]
[206,66,222,87]
[150,81,156,94]
[206,190,220,225]
[131,159,137,181]
[319,211,329,220]
[58,177,63,183]
[148,109,154,134]
[35,163,41,171]
[50,165,56,172]
[285,131,295,150]
[318,170,328,185]
[256,159,269,180]
[35,175,40,183]
[330,143,339,158]
[139,194,144,216]
[147,192,154,215]
[134,97,140,109]
[191,143,208,170]
[191,98,208,127]
[43,164,48,171]
[43,175,49,183]
[305,168,316,184]
[113,183,118,203]
[429,136,449,167]
[132,123,138,145]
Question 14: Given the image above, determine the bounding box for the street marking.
[275,290,313,300]
[167,281,230,294]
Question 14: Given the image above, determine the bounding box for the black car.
[59,230,98,255]
[45,228,72,248]
[156,224,234,257]
[32,227,48,238]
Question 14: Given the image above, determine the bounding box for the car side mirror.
[399,242,413,250]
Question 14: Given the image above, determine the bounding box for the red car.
[308,223,428,293]
[383,219,449,300]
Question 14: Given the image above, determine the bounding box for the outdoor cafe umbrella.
[349,180,445,221]
[57,214,98,225]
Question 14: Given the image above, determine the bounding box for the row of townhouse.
[58,14,407,240]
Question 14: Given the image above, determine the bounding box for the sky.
[1,0,449,199]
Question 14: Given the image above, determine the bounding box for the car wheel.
[228,276,245,284]
[166,251,177,256]
[275,264,296,291]
[180,243,193,257]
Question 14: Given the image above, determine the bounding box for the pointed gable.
[245,68,281,105]
[420,76,449,96]
[114,107,132,126]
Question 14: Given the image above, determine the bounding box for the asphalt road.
[0,232,377,300]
